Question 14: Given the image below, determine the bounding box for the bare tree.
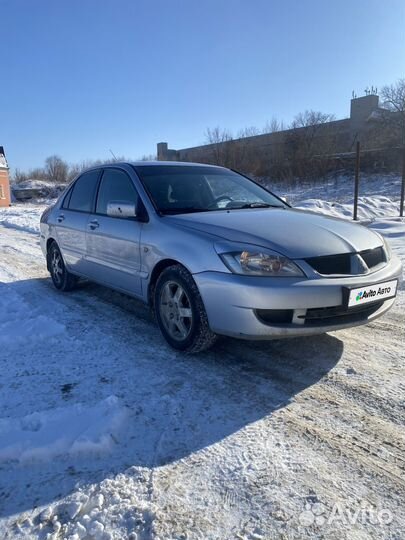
[45,155,69,184]
[12,169,28,184]
[236,126,261,139]
[139,154,157,161]
[381,79,405,115]
[204,127,234,166]
[380,78,405,144]
[29,167,48,181]
[12,166,50,184]
[286,110,337,179]
[67,162,86,182]
[262,117,285,134]
[290,110,336,130]
[205,127,233,145]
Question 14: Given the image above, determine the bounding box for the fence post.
[353,141,360,221]
[400,145,405,218]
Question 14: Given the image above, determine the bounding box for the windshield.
[133,165,286,215]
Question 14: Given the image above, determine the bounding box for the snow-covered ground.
[0,176,404,539]
[267,171,403,208]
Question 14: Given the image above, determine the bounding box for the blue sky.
[1,0,404,171]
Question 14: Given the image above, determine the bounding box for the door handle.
[89,219,99,230]
[57,214,65,223]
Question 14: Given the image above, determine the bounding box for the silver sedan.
[40,162,402,352]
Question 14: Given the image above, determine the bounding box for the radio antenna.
[109,149,118,161]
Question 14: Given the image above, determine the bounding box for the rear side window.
[96,169,138,215]
[68,170,100,212]
[61,186,73,209]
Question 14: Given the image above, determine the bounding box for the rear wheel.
[48,242,77,291]
[154,265,217,353]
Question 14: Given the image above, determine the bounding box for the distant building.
[0,146,11,207]
[156,94,399,174]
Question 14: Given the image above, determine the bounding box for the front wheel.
[154,265,218,353]
[48,242,78,291]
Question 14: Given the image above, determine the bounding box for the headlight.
[374,231,392,261]
[382,237,392,261]
[220,250,304,277]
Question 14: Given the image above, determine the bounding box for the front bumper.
[194,255,403,339]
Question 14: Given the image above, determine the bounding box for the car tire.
[154,265,218,353]
[48,242,78,292]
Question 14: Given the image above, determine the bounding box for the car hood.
[166,208,382,259]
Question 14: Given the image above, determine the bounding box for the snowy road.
[0,206,404,539]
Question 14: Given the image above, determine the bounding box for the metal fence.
[352,143,405,220]
[262,145,405,220]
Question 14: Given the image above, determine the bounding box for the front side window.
[68,170,100,212]
[133,165,285,215]
[96,168,138,215]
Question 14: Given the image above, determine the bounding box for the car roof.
[108,161,226,169]
[72,161,229,182]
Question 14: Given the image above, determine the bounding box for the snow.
[0,283,65,346]
[0,203,44,234]
[266,171,403,208]
[0,396,127,464]
[13,179,65,191]
[296,195,400,220]
[0,173,404,539]
[0,154,7,168]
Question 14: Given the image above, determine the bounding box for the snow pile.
[266,172,402,206]
[12,179,68,199]
[369,218,405,278]
[0,203,45,234]
[0,395,128,463]
[295,195,400,220]
[0,283,65,346]
[22,467,155,540]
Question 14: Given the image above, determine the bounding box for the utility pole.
[353,141,361,221]
[400,144,405,218]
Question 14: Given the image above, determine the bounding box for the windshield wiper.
[228,202,283,210]
[161,203,284,214]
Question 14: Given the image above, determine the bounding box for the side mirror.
[106,201,137,218]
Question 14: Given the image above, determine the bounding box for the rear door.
[55,169,100,273]
[85,167,143,296]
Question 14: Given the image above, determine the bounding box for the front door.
[85,167,143,296]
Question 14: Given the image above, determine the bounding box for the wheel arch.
[46,238,58,270]
[148,258,189,307]
[46,237,57,252]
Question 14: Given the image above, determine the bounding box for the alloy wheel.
[51,249,64,286]
[159,280,193,341]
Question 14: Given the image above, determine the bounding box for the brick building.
[0,146,11,207]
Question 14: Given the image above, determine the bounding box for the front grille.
[306,253,351,274]
[361,246,386,268]
[305,247,385,276]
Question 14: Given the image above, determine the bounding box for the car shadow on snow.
[0,277,344,519]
